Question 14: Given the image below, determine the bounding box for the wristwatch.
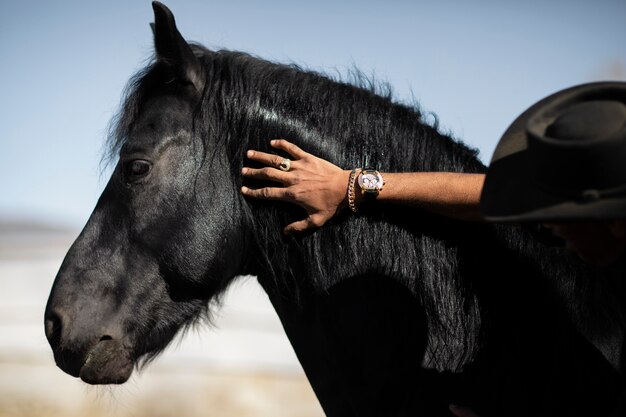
[357,168,384,199]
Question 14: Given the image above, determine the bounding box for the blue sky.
[1,0,625,229]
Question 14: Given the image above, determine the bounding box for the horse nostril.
[99,335,113,342]
[45,310,64,345]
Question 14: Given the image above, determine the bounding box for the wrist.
[346,168,385,212]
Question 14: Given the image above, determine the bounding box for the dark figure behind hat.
[452,82,626,417]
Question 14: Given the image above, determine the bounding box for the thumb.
[283,215,324,235]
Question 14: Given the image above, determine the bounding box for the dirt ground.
[0,362,323,417]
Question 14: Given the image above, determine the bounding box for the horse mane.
[105,44,625,372]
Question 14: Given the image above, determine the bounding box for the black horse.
[45,3,624,416]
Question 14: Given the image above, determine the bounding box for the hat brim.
[481,149,626,222]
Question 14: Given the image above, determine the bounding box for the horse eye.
[125,159,152,181]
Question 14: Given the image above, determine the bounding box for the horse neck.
[214,66,504,371]
[218,64,484,286]
[210,61,625,373]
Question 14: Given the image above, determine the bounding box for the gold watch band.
[347,168,361,213]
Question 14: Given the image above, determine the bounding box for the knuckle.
[293,187,307,199]
[261,188,272,199]
[284,189,296,200]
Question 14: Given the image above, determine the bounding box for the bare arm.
[241,139,484,234]
[377,172,484,221]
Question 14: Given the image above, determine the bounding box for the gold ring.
[278,158,291,172]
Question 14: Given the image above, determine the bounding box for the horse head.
[44,2,248,384]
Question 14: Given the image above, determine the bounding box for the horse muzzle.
[45,308,134,384]
[79,338,133,384]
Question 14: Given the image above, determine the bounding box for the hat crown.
[546,100,626,142]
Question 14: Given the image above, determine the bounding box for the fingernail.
[241,167,248,174]
[246,150,254,157]
[270,140,277,146]
[241,186,248,193]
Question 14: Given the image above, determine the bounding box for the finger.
[241,186,291,201]
[271,139,308,159]
[246,149,291,169]
[242,167,292,184]
[283,214,326,235]
[449,405,481,417]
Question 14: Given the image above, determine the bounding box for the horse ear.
[151,1,204,92]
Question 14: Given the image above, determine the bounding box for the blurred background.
[1,0,625,416]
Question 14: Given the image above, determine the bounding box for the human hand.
[241,139,351,235]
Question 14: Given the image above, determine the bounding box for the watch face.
[358,171,383,191]
[362,174,379,188]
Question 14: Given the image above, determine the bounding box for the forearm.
[242,140,486,233]
[374,172,485,221]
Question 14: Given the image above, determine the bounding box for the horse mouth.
[78,339,133,385]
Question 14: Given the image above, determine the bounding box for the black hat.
[481,82,626,222]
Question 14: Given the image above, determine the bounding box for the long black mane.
[106,44,624,373]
